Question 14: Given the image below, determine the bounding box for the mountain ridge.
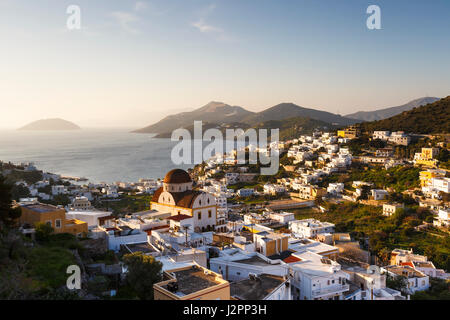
[133,101,356,135]
[346,97,440,121]
[360,96,450,134]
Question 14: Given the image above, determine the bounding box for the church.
[151,169,218,232]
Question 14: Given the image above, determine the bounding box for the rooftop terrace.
[233,255,278,267]
[21,203,61,213]
[230,274,286,300]
[164,265,222,296]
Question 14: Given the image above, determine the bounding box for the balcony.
[311,284,350,298]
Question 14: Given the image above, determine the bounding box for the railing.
[311,284,350,297]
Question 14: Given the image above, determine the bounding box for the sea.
[0,128,197,183]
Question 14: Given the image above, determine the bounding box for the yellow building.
[153,264,230,300]
[18,202,88,237]
[419,169,446,187]
[297,185,326,200]
[414,148,439,168]
[337,125,361,139]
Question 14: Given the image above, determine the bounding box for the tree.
[122,252,163,300]
[386,273,408,293]
[10,184,31,201]
[0,175,21,228]
[35,222,54,242]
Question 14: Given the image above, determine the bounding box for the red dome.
[163,169,192,184]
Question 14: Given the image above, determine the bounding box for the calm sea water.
[0,128,195,183]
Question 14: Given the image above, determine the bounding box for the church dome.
[163,169,192,184]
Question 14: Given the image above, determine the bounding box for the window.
[207,198,210,204]
[198,212,201,220]
[208,210,212,218]
[199,200,202,205]
[55,219,62,228]
[46,221,52,227]
[236,272,240,275]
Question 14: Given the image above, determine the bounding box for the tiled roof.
[167,214,192,222]
[152,187,202,209]
[163,169,192,184]
[283,256,302,263]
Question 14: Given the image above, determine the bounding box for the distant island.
[18,118,81,131]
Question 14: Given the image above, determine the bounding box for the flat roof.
[384,266,426,278]
[234,255,277,267]
[164,266,222,296]
[21,203,61,213]
[230,274,286,300]
[124,242,157,254]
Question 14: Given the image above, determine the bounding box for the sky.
[0,0,449,128]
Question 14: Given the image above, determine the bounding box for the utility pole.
[182,225,190,247]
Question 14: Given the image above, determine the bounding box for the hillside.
[132,101,254,134]
[134,101,356,136]
[241,103,357,126]
[360,96,450,134]
[253,117,337,141]
[154,117,334,140]
[346,97,440,121]
[18,118,81,131]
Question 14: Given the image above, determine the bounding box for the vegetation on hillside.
[360,96,450,134]
[293,202,450,271]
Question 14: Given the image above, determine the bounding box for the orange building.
[18,202,88,237]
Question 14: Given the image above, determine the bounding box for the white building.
[269,212,295,224]
[327,183,344,195]
[104,225,149,251]
[382,265,429,294]
[434,208,450,227]
[51,185,67,196]
[230,274,292,300]
[371,189,389,201]
[70,196,92,211]
[289,219,335,238]
[263,184,286,195]
[373,131,391,141]
[66,210,112,228]
[237,188,254,197]
[209,249,289,282]
[388,131,411,146]
[288,251,350,300]
[383,203,404,217]
[430,177,450,193]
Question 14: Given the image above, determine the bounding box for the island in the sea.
[18,118,81,131]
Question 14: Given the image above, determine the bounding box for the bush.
[35,223,54,242]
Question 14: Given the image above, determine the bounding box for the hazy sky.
[1,0,449,129]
